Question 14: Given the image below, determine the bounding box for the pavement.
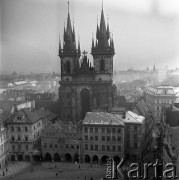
[0,161,31,179]
[42,162,105,170]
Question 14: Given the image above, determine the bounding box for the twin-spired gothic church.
[58,3,116,123]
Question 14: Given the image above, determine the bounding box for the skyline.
[1,0,179,75]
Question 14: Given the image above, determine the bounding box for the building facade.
[41,121,81,163]
[0,117,9,171]
[145,86,179,124]
[58,4,116,123]
[114,111,146,161]
[82,112,125,164]
[5,102,57,161]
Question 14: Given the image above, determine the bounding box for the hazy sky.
[1,0,179,74]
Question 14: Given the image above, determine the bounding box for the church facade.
[59,4,116,123]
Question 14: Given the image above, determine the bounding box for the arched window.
[66,61,71,74]
[100,59,105,72]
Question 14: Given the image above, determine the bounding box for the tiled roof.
[0,101,17,123]
[146,86,179,96]
[135,99,151,117]
[115,111,145,124]
[83,112,125,126]
[5,108,52,124]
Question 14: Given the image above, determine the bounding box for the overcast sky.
[1,0,179,75]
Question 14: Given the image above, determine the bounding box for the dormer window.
[17,115,21,121]
[37,95,40,99]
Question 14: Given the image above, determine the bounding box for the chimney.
[122,110,126,119]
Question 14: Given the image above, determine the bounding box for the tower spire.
[59,34,61,55]
[68,0,69,14]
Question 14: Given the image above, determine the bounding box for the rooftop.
[115,111,145,124]
[5,108,53,124]
[83,112,124,126]
[146,85,179,96]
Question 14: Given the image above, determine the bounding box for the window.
[95,136,98,141]
[66,145,68,148]
[107,145,110,151]
[107,136,110,141]
[66,61,71,74]
[118,136,121,142]
[90,128,93,133]
[25,136,28,141]
[102,128,105,133]
[85,135,88,140]
[11,136,15,142]
[102,145,105,151]
[113,146,116,151]
[127,134,130,139]
[90,136,93,141]
[18,136,21,141]
[95,145,98,150]
[50,144,52,148]
[95,128,98,133]
[12,145,15,151]
[84,127,88,132]
[71,145,74,149]
[90,144,93,150]
[85,144,88,150]
[107,128,110,133]
[55,144,58,148]
[112,136,115,142]
[77,145,79,149]
[11,127,14,132]
[112,128,115,133]
[100,58,105,72]
[44,144,47,148]
[134,134,137,140]
[134,143,138,149]
[25,127,28,132]
[118,128,121,133]
[26,145,28,151]
[157,106,159,111]
[102,136,105,141]
[134,126,138,131]
[17,127,21,132]
[118,146,121,151]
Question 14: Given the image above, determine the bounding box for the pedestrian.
[10,176,13,180]
[3,171,5,176]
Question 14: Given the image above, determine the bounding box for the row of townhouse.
[41,108,150,164]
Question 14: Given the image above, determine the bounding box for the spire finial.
[102,0,103,10]
[67,0,69,14]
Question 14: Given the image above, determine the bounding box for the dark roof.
[5,108,52,124]
[0,101,18,123]
[83,112,125,126]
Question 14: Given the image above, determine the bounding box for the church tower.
[91,5,115,81]
[58,2,116,123]
[59,1,81,81]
